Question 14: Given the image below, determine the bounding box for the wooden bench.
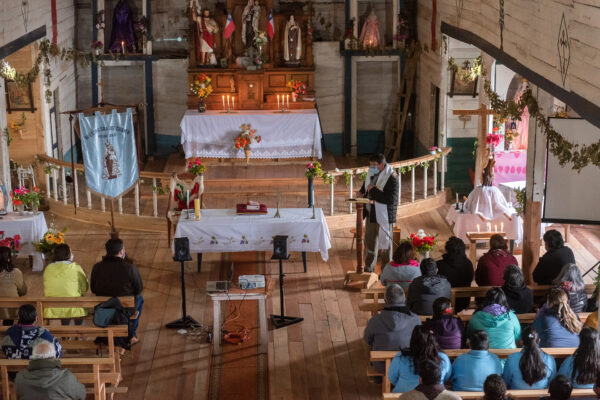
[371,348,577,394]
[0,357,126,400]
[382,388,596,399]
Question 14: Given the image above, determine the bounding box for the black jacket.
[502,284,533,314]
[90,256,143,297]
[564,287,587,313]
[436,253,474,312]
[359,172,399,224]
[532,246,576,285]
[407,275,452,315]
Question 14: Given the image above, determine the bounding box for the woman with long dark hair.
[557,327,600,388]
[436,236,474,313]
[388,325,451,393]
[0,246,27,325]
[466,287,521,349]
[534,287,582,348]
[501,264,533,314]
[423,297,465,349]
[502,326,556,389]
[553,263,587,313]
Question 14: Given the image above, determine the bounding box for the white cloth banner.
[180,110,323,159]
[0,212,48,271]
[173,208,331,261]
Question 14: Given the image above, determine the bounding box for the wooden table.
[466,231,510,266]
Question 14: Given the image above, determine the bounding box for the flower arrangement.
[409,230,438,254]
[91,40,104,51]
[26,186,43,207]
[10,186,29,207]
[95,10,105,30]
[305,162,333,184]
[190,74,213,99]
[35,227,67,259]
[10,113,26,134]
[287,80,307,96]
[234,124,261,150]
[1,61,16,80]
[486,133,502,147]
[504,128,519,143]
[254,31,268,46]
[0,233,21,256]
[187,157,206,175]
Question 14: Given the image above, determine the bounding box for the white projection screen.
[543,118,600,224]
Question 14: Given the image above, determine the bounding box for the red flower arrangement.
[0,232,21,256]
[10,186,29,206]
[486,133,502,147]
[234,123,261,150]
[186,157,206,175]
[286,80,307,96]
[409,231,438,254]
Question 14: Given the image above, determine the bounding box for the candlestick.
[277,94,280,110]
[121,41,125,55]
[477,224,480,233]
[222,95,225,110]
[186,190,190,219]
[501,222,504,232]
[486,222,491,232]
[227,95,230,111]
[232,97,235,110]
[287,94,289,109]
[456,193,458,204]
[194,198,201,220]
[494,224,498,232]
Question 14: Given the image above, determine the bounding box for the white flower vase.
[418,251,430,261]
[17,204,24,216]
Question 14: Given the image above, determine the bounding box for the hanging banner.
[78,108,138,199]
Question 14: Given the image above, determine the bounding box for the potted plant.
[234,124,261,163]
[190,73,213,113]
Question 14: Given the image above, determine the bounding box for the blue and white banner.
[78,108,138,199]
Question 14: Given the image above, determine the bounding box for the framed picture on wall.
[448,67,478,97]
[4,80,36,113]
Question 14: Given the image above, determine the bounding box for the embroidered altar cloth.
[180,110,323,159]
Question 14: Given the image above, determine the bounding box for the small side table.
[466,232,507,266]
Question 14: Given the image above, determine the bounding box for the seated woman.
[436,237,474,313]
[502,326,556,389]
[552,263,587,313]
[423,297,464,350]
[533,229,576,285]
[501,264,533,314]
[466,288,521,349]
[557,327,600,389]
[380,242,420,291]
[533,287,582,348]
[388,325,451,393]
[0,246,27,325]
[475,234,518,287]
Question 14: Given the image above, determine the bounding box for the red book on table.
[236,203,268,215]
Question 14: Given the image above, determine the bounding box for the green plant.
[359,171,367,181]
[343,171,351,186]
[43,165,59,175]
[3,128,10,147]
[514,187,526,216]
[472,139,478,160]
[152,184,170,195]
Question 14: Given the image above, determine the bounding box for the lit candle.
[186,190,190,210]
[494,224,498,232]
[121,41,125,55]
[227,95,230,110]
[232,97,235,110]
[277,94,280,110]
[194,198,201,220]
[501,222,504,232]
[456,193,458,205]
[287,94,289,109]
[477,224,480,233]
[486,222,491,232]
[222,95,225,110]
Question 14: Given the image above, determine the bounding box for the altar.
[180,109,323,159]
[445,205,523,243]
[0,212,48,271]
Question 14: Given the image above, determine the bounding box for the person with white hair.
[15,342,85,400]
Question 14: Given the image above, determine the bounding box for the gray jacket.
[15,359,86,400]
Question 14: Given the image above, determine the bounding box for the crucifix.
[453,104,496,186]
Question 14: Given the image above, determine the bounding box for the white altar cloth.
[498,180,525,207]
[445,205,523,243]
[180,110,323,159]
[0,212,48,271]
[173,208,331,261]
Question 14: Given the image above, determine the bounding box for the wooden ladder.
[385,54,418,161]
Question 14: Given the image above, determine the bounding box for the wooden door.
[238,72,264,110]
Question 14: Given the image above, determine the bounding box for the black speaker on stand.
[166,237,200,330]
[270,235,303,329]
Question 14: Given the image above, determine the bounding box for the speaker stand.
[166,259,199,329]
[270,256,303,329]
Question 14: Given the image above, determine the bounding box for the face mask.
[369,166,379,175]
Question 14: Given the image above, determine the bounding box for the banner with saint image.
[78,108,138,199]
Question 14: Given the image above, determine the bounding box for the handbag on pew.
[93,297,137,350]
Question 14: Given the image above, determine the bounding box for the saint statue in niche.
[192,6,219,65]
[103,141,122,180]
[108,0,137,53]
[359,10,381,48]
[242,0,261,49]
[283,15,302,64]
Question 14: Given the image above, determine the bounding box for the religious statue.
[192,6,219,65]
[359,10,381,48]
[108,0,137,53]
[283,15,302,64]
[103,141,121,180]
[242,0,261,49]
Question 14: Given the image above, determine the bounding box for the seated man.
[451,330,503,391]
[15,342,85,400]
[91,238,143,344]
[398,359,461,400]
[407,258,451,315]
[2,304,62,359]
[363,284,421,373]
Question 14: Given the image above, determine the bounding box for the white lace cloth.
[0,212,48,271]
[180,110,323,159]
[172,208,331,261]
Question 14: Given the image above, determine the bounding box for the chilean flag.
[267,10,275,39]
[224,12,235,39]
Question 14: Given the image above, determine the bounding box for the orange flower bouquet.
[234,124,261,162]
[35,227,67,260]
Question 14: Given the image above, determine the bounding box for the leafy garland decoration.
[447,56,482,82]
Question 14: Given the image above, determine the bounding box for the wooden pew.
[383,389,596,399]
[371,347,577,394]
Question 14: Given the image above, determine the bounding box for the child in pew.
[540,375,573,400]
[450,330,503,392]
[483,374,513,400]
[397,360,461,400]
[423,297,465,350]
[557,327,600,389]
[2,305,62,359]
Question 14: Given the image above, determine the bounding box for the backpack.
[93,297,136,350]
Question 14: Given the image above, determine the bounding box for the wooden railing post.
[152,178,158,217]
[441,154,446,191]
[74,171,80,208]
[411,167,415,203]
[397,169,401,205]
[330,180,334,216]
[86,190,92,210]
[45,172,51,199]
[134,182,140,216]
[118,197,123,214]
[349,174,354,213]
[61,167,68,205]
[52,169,59,202]
[101,196,106,213]
[423,164,428,200]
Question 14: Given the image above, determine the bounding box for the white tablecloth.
[498,181,526,207]
[0,212,48,271]
[173,208,331,261]
[180,110,323,159]
[445,206,523,243]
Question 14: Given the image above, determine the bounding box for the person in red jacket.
[475,234,518,287]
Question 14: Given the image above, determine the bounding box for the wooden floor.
[19,206,600,400]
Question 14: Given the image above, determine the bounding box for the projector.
[238,275,265,290]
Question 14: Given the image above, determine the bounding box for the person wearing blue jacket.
[533,287,582,348]
[502,326,556,389]
[451,330,503,391]
[388,326,451,393]
[466,288,521,349]
[557,327,600,389]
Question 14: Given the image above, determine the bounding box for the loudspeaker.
[173,237,192,262]
[272,235,289,260]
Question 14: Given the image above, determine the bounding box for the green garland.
[447,56,482,82]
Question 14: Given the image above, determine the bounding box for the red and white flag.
[267,10,274,39]
[224,12,235,39]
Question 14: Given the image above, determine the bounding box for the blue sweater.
[502,349,556,389]
[533,307,580,348]
[451,350,503,391]
[557,355,594,389]
[388,352,451,393]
